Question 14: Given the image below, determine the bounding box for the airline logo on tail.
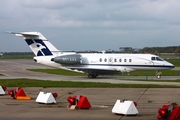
[25,39,53,56]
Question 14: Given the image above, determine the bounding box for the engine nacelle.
[54,54,82,65]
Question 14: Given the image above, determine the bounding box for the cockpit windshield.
[151,57,164,61]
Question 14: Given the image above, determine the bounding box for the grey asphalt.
[0,59,180,120]
[0,87,179,120]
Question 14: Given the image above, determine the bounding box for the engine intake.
[54,54,82,65]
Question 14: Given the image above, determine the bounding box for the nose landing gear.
[156,71,162,79]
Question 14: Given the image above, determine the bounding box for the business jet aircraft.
[8,32,174,78]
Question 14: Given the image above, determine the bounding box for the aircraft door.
[108,57,113,64]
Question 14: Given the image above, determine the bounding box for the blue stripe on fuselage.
[65,64,174,69]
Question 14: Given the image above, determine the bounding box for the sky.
[0,0,180,52]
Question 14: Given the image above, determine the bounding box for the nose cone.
[166,62,175,69]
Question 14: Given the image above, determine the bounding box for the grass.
[0,79,179,88]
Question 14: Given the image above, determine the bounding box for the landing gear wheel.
[88,74,93,78]
[156,75,161,79]
[88,74,98,78]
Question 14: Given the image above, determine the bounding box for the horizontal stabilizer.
[7,31,47,40]
[7,31,39,36]
[7,31,59,56]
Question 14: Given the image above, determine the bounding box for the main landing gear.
[88,74,98,78]
[156,71,162,79]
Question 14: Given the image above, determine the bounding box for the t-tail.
[8,32,60,56]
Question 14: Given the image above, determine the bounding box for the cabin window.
[124,59,127,62]
[129,59,132,62]
[109,58,112,62]
[114,58,117,62]
[151,57,156,60]
[119,59,122,62]
[104,58,107,62]
[99,58,102,62]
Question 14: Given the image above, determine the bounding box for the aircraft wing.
[66,66,122,74]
